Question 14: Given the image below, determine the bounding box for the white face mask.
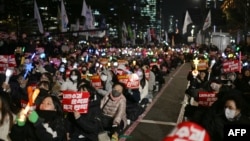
[225,108,236,120]
[228,75,236,81]
[210,83,221,91]
[71,75,78,81]
[137,71,143,80]
[100,75,108,81]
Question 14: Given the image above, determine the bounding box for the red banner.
[0,55,16,74]
[198,91,217,107]
[117,73,139,89]
[222,60,240,73]
[62,91,90,113]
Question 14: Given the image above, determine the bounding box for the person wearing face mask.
[200,94,250,141]
[60,69,81,92]
[138,69,149,104]
[99,83,127,141]
[10,95,67,141]
[96,69,113,97]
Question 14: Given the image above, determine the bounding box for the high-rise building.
[140,0,157,28]
[206,0,224,9]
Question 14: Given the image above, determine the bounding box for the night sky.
[164,0,200,29]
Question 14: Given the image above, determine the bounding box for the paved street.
[120,62,191,141]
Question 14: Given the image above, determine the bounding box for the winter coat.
[10,111,67,141]
[100,94,127,129]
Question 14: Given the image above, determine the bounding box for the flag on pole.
[85,6,94,29]
[182,10,193,34]
[165,31,169,42]
[202,10,211,31]
[34,0,44,34]
[121,22,128,44]
[147,28,151,42]
[81,0,88,17]
[61,0,68,32]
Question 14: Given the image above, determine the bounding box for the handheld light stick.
[133,60,136,66]
[207,59,216,80]
[193,58,199,71]
[18,89,40,122]
[5,68,13,83]
[192,58,199,77]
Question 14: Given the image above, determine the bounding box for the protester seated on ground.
[60,69,81,92]
[66,83,102,141]
[144,65,155,102]
[200,93,250,141]
[0,94,15,141]
[151,64,165,91]
[39,72,53,89]
[34,81,51,106]
[11,95,67,141]
[184,76,237,123]
[4,72,30,113]
[99,82,127,140]
[185,70,209,102]
[138,68,149,105]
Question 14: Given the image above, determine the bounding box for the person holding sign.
[201,94,250,141]
[10,95,67,141]
[66,83,102,141]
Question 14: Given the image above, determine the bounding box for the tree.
[221,0,249,32]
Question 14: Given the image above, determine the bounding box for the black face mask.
[112,89,121,97]
[39,88,49,96]
[36,110,57,122]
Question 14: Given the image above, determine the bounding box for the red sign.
[198,91,217,107]
[163,121,210,141]
[62,91,90,113]
[117,73,140,89]
[222,59,240,73]
[90,75,103,88]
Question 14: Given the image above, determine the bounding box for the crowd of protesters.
[183,44,250,141]
[0,32,185,141]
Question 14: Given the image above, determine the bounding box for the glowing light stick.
[133,60,136,66]
[207,59,216,80]
[5,68,13,83]
[18,89,40,122]
[192,58,199,77]
[193,58,199,70]
[85,54,89,62]
[23,53,35,79]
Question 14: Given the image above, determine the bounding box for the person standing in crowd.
[99,82,127,141]
[10,95,67,141]
[0,94,15,141]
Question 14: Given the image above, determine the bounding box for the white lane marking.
[140,119,177,126]
[177,94,189,124]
